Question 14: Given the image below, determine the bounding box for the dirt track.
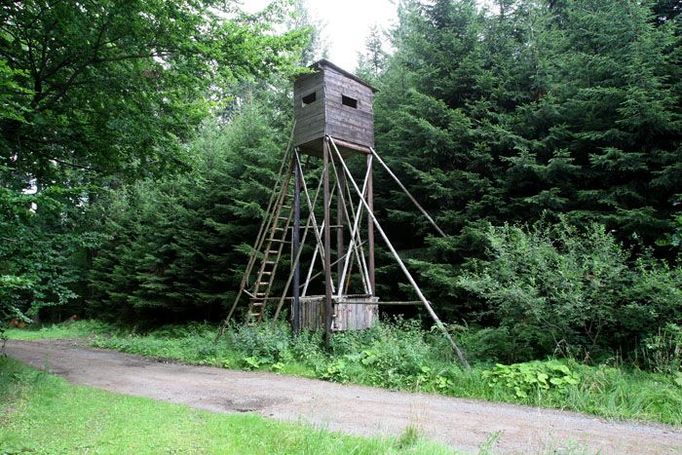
[4,339,681,454]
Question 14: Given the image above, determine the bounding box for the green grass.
[6,320,682,426]
[4,319,115,340]
[0,357,454,455]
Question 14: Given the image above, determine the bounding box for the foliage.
[84,101,289,321]
[455,219,682,362]
[371,0,681,320]
[381,0,681,241]
[0,357,453,455]
[0,0,308,185]
[0,0,309,322]
[482,361,580,399]
[0,178,95,323]
[639,323,682,375]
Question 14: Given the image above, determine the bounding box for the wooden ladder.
[246,167,295,323]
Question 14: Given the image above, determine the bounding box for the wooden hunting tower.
[290,59,379,335]
[219,60,468,366]
[293,59,375,156]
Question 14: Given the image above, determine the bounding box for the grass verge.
[5,320,682,426]
[0,356,453,455]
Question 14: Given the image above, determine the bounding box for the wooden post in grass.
[292,149,302,336]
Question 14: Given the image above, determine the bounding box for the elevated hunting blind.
[294,59,375,156]
[218,60,468,367]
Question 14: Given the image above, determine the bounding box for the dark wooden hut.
[293,59,376,157]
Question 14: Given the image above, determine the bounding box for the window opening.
[342,95,358,109]
[302,92,316,106]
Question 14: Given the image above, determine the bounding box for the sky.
[243,0,399,71]
[242,1,495,72]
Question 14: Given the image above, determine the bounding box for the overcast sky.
[242,1,494,71]
[242,0,399,71]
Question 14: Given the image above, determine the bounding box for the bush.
[456,218,682,362]
[482,360,581,399]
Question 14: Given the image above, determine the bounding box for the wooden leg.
[337,167,345,289]
[323,138,333,347]
[367,153,375,296]
[292,150,301,336]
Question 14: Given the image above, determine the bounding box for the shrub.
[482,360,581,399]
[456,218,682,362]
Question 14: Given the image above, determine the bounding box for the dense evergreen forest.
[1,0,681,365]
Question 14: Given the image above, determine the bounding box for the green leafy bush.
[457,219,682,362]
[482,361,581,399]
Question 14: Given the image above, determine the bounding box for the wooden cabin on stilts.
[218,60,468,368]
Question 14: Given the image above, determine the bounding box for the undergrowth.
[6,319,682,426]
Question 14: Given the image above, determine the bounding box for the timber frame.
[217,134,469,368]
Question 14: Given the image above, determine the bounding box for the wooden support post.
[371,147,446,238]
[335,159,372,297]
[323,138,333,347]
[337,167,345,289]
[367,153,375,295]
[292,150,301,336]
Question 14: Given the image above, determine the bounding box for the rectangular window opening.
[302,92,316,106]
[342,95,358,109]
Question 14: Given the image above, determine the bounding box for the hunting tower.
[219,60,467,366]
[290,59,379,337]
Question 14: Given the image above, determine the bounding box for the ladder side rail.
[218,143,295,336]
[271,181,323,323]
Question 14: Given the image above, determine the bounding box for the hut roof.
[309,59,378,93]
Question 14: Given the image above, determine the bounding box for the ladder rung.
[251,302,264,307]
[258,282,269,286]
[268,250,278,254]
[248,313,262,318]
[261,271,272,275]
[269,239,290,244]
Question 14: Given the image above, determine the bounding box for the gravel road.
[4,339,681,454]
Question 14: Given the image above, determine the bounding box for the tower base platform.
[297,295,379,331]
